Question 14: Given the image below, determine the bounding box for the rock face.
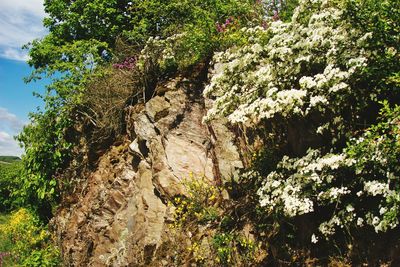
[52,78,243,266]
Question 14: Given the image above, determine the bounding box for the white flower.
[283,196,314,217]
[346,205,355,212]
[309,95,329,107]
[374,223,383,233]
[379,207,387,215]
[316,124,329,134]
[319,221,335,236]
[202,0,396,241]
[251,43,263,53]
[304,153,346,172]
[364,181,391,197]
[299,76,317,89]
[329,82,349,93]
[319,187,351,201]
[311,234,318,243]
[372,216,380,226]
[203,0,367,126]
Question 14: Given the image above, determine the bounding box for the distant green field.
[0,156,21,164]
[0,160,23,212]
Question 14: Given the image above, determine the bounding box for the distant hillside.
[0,156,21,164]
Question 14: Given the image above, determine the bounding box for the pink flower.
[113,56,136,70]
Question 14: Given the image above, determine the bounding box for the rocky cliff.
[52,77,244,266]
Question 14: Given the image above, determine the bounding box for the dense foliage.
[5,0,398,264]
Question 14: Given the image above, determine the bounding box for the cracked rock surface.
[52,79,243,266]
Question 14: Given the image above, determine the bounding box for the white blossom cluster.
[257,149,351,218]
[258,174,314,217]
[364,181,391,197]
[257,145,400,241]
[204,0,370,128]
[138,33,186,71]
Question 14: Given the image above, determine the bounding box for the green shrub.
[169,175,265,266]
[0,209,61,267]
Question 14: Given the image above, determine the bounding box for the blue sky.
[0,0,47,156]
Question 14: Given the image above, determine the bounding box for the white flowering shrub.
[255,101,400,244]
[204,0,370,129]
[257,150,352,218]
[204,0,400,255]
[137,33,187,74]
[257,144,400,241]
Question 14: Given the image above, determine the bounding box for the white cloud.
[0,131,23,156]
[0,107,25,132]
[0,0,45,18]
[0,0,47,61]
[0,108,26,156]
[0,48,29,61]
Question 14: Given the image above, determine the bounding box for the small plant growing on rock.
[168,174,265,266]
[171,174,221,228]
[212,233,261,266]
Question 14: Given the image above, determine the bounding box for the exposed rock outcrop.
[52,78,243,266]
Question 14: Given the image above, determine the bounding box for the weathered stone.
[141,189,167,245]
[145,95,171,122]
[210,119,243,180]
[52,78,244,266]
[155,89,187,134]
[164,103,214,180]
[128,138,141,157]
[164,134,213,179]
[133,113,158,140]
[105,190,125,211]
[153,168,185,197]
